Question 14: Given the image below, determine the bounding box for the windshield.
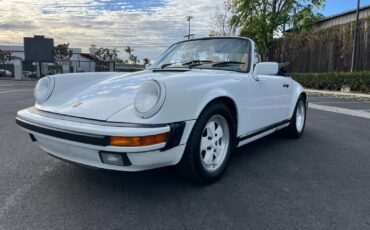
[151,38,251,72]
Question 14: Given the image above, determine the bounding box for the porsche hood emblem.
[72,101,83,108]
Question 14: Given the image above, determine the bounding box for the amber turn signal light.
[110,133,168,147]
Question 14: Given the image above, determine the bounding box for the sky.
[321,0,370,16]
[0,0,369,60]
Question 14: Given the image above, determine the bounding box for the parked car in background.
[23,71,37,78]
[16,37,307,183]
[23,71,32,78]
[0,69,12,77]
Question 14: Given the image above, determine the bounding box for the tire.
[283,96,307,138]
[177,102,236,184]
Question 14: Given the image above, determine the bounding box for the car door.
[245,73,289,133]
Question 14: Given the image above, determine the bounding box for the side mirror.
[145,64,151,69]
[253,62,279,76]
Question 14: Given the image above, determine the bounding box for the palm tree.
[130,55,140,65]
[124,46,134,62]
[143,58,151,65]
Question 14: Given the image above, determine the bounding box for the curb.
[306,89,370,101]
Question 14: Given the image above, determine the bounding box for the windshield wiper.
[212,61,245,67]
[182,60,213,69]
[161,60,213,69]
[182,60,213,65]
[161,62,179,69]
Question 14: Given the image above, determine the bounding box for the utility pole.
[184,16,194,40]
[351,0,361,72]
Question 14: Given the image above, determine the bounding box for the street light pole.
[185,16,194,40]
[350,0,361,72]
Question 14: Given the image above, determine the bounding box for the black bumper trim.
[29,134,37,142]
[162,121,186,151]
[16,118,110,146]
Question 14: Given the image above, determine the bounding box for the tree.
[130,55,140,64]
[95,47,119,62]
[230,0,324,60]
[124,46,134,59]
[0,49,12,64]
[0,49,12,76]
[115,58,126,64]
[209,1,238,37]
[124,46,139,64]
[290,6,324,33]
[143,58,151,65]
[54,43,72,61]
[123,46,143,64]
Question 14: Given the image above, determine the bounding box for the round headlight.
[34,76,54,104]
[134,80,165,118]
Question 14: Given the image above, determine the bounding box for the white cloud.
[0,0,224,60]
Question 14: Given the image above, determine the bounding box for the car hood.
[36,69,232,121]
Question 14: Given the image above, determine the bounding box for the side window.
[238,40,252,72]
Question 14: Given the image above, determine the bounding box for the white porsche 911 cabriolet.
[16,37,307,183]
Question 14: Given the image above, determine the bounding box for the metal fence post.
[350,0,361,72]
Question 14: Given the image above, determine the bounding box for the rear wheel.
[283,96,306,138]
[177,102,235,184]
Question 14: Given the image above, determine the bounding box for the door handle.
[283,83,289,88]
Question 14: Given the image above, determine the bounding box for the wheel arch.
[196,96,238,133]
[300,91,307,103]
[288,89,308,119]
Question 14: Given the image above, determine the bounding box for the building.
[0,44,101,77]
[69,48,98,72]
[0,44,24,78]
[0,41,122,77]
[274,4,370,73]
[283,4,370,33]
[312,4,370,31]
[89,45,98,55]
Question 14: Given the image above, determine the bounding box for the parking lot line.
[0,89,33,94]
[313,101,361,104]
[309,103,370,119]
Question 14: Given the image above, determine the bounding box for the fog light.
[99,151,131,166]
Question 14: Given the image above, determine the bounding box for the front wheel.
[177,102,235,184]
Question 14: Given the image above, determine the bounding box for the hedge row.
[291,72,370,93]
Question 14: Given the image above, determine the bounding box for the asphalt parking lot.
[0,79,370,230]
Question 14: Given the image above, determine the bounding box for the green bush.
[291,72,370,93]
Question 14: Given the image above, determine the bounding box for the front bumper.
[16,107,193,171]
